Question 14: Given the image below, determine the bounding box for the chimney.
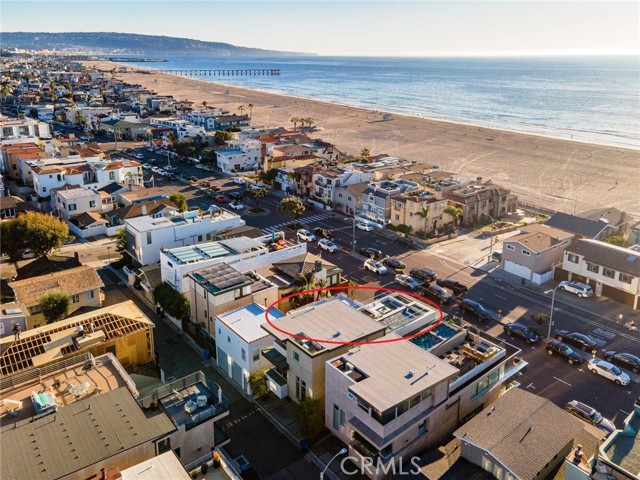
[141,204,147,216]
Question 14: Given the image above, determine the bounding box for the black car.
[360,247,383,260]
[503,323,540,344]
[382,257,406,270]
[546,340,584,364]
[410,268,436,283]
[394,237,417,249]
[314,227,334,240]
[421,284,453,305]
[603,351,640,373]
[460,299,495,321]
[228,192,243,201]
[436,278,468,296]
[554,330,598,351]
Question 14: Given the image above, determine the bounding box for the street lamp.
[352,215,356,252]
[482,213,496,257]
[320,447,348,480]
[547,284,563,340]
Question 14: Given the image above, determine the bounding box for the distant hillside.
[1,32,307,56]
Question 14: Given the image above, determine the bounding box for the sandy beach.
[87,61,640,217]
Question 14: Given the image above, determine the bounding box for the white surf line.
[553,377,572,387]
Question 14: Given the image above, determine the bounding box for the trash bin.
[300,439,309,453]
[203,348,211,360]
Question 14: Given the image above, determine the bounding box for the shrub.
[40,290,71,324]
[153,282,190,320]
[296,398,324,441]
[395,224,412,235]
[248,370,269,399]
[386,224,397,232]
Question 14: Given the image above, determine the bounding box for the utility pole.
[352,215,356,252]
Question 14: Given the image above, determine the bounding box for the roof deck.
[217,303,284,343]
[598,403,640,478]
[359,292,437,334]
[0,353,138,428]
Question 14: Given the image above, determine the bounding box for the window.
[418,419,428,436]
[167,261,173,268]
[206,233,212,241]
[567,253,579,263]
[619,273,633,284]
[333,404,341,430]
[109,171,115,181]
[69,204,77,211]
[338,193,342,198]
[42,186,47,193]
[72,295,80,303]
[89,200,96,208]
[348,196,352,201]
[241,349,246,361]
[506,244,515,251]
[87,291,94,300]
[603,267,615,279]
[218,327,221,335]
[146,231,152,245]
[197,235,203,242]
[253,351,259,362]
[395,214,400,221]
[227,336,230,343]
[480,201,487,207]
[587,262,599,274]
[522,249,531,256]
[293,351,300,362]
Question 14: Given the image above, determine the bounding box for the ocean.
[123,55,640,149]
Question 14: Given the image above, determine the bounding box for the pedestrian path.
[260,213,334,235]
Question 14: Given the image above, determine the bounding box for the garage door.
[217,347,229,376]
[231,361,243,388]
[504,261,531,280]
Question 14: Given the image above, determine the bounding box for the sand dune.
[87,61,640,217]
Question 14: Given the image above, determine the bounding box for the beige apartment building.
[447,182,517,226]
[389,192,453,234]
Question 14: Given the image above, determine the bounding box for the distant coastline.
[86,59,640,216]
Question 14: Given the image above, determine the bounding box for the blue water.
[122,55,640,148]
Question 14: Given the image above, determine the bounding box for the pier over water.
[158,69,281,76]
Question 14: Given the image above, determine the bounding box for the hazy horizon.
[1,1,638,57]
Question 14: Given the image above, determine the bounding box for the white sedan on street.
[297,229,317,242]
[357,222,374,231]
[233,177,247,185]
[318,239,339,253]
[228,202,245,211]
[588,359,631,385]
[364,259,387,275]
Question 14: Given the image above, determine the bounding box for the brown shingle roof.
[9,265,104,307]
[566,239,640,276]
[272,253,342,280]
[108,199,176,222]
[505,224,574,253]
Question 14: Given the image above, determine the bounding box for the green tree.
[304,117,314,132]
[604,235,627,247]
[169,193,188,212]
[153,282,190,320]
[202,100,208,108]
[214,130,233,146]
[444,206,463,226]
[18,212,69,258]
[0,218,27,266]
[347,279,358,299]
[115,228,131,265]
[247,103,254,119]
[174,141,196,158]
[296,398,324,441]
[248,370,269,399]
[289,116,300,130]
[278,197,305,220]
[245,187,269,208]
[238,105,245,115]
[40,290,71,324]
[258,168,278,185]
[360,147,371,160]
[299,117,305,132]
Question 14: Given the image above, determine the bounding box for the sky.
[1,1,638,56]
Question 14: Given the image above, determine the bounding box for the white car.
[297,229,317,242]
[248,183,267,190]
[364,259,387,275]
[394,274,422,290]
[318,239,338,253]
[142,163,151,170]
[151,167,160,173]
[233,178,246,185]
[357,222,374,232]
[228,202,245,211]
[157,169,168,176]
[133,153,144,159]
[588,359,631,385]
[559,281,593,298]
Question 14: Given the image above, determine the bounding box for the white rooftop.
[54,187,98,200]
[217,303,285,343]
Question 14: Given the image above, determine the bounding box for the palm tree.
[317,278,327,300]
[347,280,358,299]
[202,100,208,108]
[305,117,315,132]
[444,206,463,226]
[290,116,300,130]
[248,103,254,119]
[238,105,245,116]
[418,207,430,219]
[299,118,305,132]
[360,147,371,160]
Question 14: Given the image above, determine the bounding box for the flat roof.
[190,263,253,295]
[219,236,266,254]
[341,336,458,412]
[217,303,284,343]
[167,242,231,264]
[262,296,386,354]
[120,452,192,480]
[1,387,175,480]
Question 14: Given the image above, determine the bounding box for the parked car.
[133,153,144,159]
[602,351,640,374]
[214,195,228,204]
[228,202,245,211]
[421,284,453,305]
[436,278,468,295]
[359,247,383,260]
[228,192,243,201]
[559,281,594,298]
[188,176,198,183]
[563,400,616,435]
[546,341,584,364]
[209,185,221,191]
[554,330,598,351]
[382,257,406,271]
[364,259,387,275]
[460,299,495,321]
[142,163,151,170]
[395,274,422,290]
[588,359,631,385]
[503,323,540,344]
[314,228,334,240]
[410,268,436,283]
[248,182,267,190]
[357,222,374,232]
[297,229,317,242]
[233,177,246,185]
[318,238,338,253]
[157,169,168,176]
[394,237,417,249]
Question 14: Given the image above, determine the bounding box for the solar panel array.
[168,243,229,264]
[196,263,252,292]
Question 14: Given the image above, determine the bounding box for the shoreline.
[86,60,640,217]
